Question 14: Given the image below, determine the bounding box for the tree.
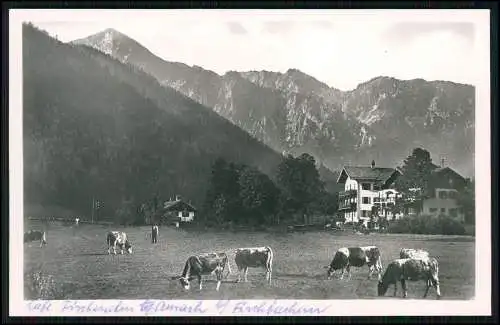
[238,166,280,226]
[203,158,243,225]
[276,153,327,224]
[395,148,435,192]
[395,147,436,214]
[457,178,475,224]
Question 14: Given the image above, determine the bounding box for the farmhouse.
[406,166,467,222]
[337,160,402,224]
[157,196,197,227]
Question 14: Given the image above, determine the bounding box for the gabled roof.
[162,200,197,212]
[431,166,465,179]
[337,166,399,184]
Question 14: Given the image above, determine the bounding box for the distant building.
[337,160,402,224]
[413,166,467,222]
[158,195,196,226]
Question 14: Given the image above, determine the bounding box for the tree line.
[198,153,338,228]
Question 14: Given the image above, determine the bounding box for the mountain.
[22,23,295,218]
[72,29,475,178]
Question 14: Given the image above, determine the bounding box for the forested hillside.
[23,23,287,220]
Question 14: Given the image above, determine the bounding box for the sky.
[14,9,487,91]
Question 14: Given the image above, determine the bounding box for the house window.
[449,208,457,218]
[438,191,448,199]
[373,184,381,191]
[429,208,438,213]
[441,208,446,213]
[362,197,370,204]
[362,183,371,190]
[449,191,457,199]
[374,197,380,203]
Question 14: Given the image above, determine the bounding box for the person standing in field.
[151,224,159,244]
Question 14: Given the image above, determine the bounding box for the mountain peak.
[285,68,308,76]
[72,28,149,59]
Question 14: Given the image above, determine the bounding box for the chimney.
[175,194,181,201]
[371,160,375,169]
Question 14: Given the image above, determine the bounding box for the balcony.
[339,189,357,199]
[339,202,357,211]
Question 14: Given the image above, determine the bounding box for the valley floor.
[23,223,475,300]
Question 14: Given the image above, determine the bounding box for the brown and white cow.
[400,248,430,260]
[106,231,133,255]
[234,246,274,284]
[377,257,441,299]
[326,246,383,280]
[177,252,232,291]
[24,230,47,247]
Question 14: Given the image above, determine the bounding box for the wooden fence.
[26,216,114,226]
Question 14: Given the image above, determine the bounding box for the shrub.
[388,214,466,235]
[24,267,75,300]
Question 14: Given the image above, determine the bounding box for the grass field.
[23,221,475,300]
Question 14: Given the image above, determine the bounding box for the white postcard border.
[9,9,492,317]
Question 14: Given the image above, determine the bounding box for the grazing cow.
[106,231,133,255]
[234,246,274,284]
[24,230,47,247]
[178,252,231,291]
[377,257,441,299]
[151,225,159,244]
[326,246,383,280]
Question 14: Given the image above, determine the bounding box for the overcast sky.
[15,9,487,91]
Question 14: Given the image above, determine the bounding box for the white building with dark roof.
[337,160,402,224]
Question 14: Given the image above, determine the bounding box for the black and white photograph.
[9,9,491,316]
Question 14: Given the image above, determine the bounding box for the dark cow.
[400,248,430,260]
[234,246,274,284]
[326,246,383,280]
[106,231,133,255]
[378,257,441,299]
[24,230,47,247]
[151,225,159,244]
[177,252,231,291]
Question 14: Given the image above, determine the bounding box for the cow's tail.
[106,232,111,247]
[265,246,274,271]
[430,257,439,277]
[376,249,383,273]
[223,254,232,278]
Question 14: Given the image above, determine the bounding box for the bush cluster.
[387,214,466,235]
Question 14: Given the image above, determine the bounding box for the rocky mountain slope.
[23,24,294,217]
[72,29,475,177]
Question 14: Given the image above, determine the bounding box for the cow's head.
[124,240,133,254]
[179,277,190,291]
[377,280,388,296]
[324,264,335,280]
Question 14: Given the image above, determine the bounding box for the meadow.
[23,221,475,300]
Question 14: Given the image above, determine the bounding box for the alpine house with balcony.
[337,160,402,224]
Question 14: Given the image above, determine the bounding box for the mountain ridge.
[70,27,475,178]
[26,23,334,217]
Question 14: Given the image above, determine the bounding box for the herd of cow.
[24,227,441,299]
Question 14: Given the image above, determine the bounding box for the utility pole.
[91,197,95,224]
